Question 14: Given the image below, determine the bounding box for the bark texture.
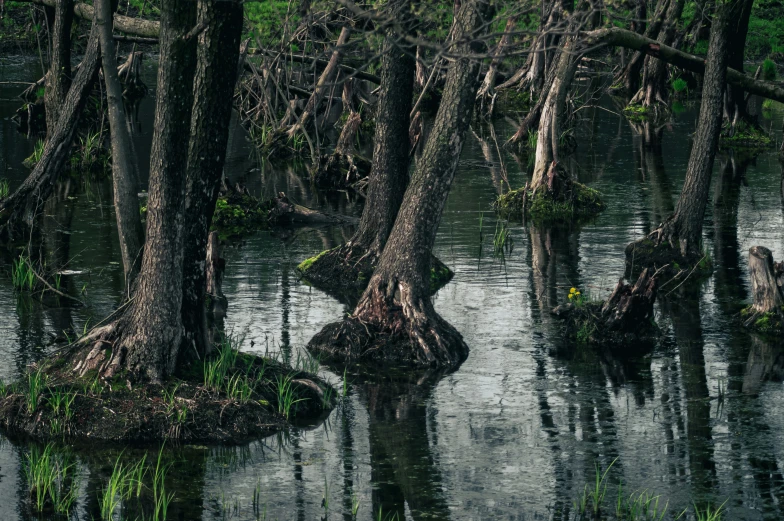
[45,0,74,134]
[307,0,491,369]
[181,0,243,363]
[746,246,784,317]
[111,0,198,381]
[625,0,735,273]
[96,0,144,293]
[297,0,416,294]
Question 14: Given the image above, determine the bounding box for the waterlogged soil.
[2,54,784,519]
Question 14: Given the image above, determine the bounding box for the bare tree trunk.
[107,0,198,381]
[297,0,416,295]
[45,0,74,135]
[612,0,669,95]
[722,0,754,136]
[476,14,518,115]
[625,0,737,274]
[308,0,491,369]
[628,0,685,112]
[0,20,100,240]
[286,26,351,138]
[96,0,144,293]
[181,0,243,363]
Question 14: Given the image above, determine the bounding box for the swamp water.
[2,54,784,520]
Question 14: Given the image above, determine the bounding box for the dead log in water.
[743,246,784,332]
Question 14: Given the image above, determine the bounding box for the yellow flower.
[569,287,576,293]
[568,294,573,299]
[575,291,581,296]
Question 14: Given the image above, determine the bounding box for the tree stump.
[743,246,784,330]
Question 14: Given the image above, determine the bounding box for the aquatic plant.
[101,452,133,520]
[493,219,512,257]
[275,373,307,420]
[575,457,617,517]
[12,255,36,292]
[25,443,80,515]
[25,367,47,413]
[616,485,670,521]
[694,500,727,521]
[203,337,240,392]
[0,178,9,199]
[152,445,174,521]
[46,387,77,421]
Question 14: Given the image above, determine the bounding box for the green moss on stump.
[495,182,605,223]
[720,122,773,148]
[297,248,333,275]
[623,103,650,121]
[212,194,273,237]
[741,306,784,335]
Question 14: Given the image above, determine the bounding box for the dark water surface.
[2,54,784,520]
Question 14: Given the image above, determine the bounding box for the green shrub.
[763,58,777,80]
[671,77,688,93]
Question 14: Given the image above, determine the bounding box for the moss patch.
[720,121,773,148]
[212,194,273,238]
[625,237,713,282]
[495,90,531,113]
[554,301,659,351]
[297,248,333,275]
[494,182,605,223]
[741,306,784,335]
[623,103,650,121]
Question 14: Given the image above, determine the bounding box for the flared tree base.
[297,245,454,305]
[495,176,604,224]
[307,304,468,370]
[625,232,713,282]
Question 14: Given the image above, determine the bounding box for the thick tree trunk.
[286,25,351,138]
[45,0,74,135]
[297,0,416,293]
[108,0,198,381]
[96,0,144,294]
[628,0,685,111]
[180,0,243,363]
[0,21,100,239]
[625,0,736,274]
[308,0,490,369]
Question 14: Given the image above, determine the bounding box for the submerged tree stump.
[552,268,659,348]
[742,246,784,333]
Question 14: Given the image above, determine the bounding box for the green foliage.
[275,373,307,420]
[244,1,299,46]
[25,443,81,515]
[25,367,47,414]
[297,249,331,274]
[203,337,241,392]
[0,178,9,199]
[12,254,36,292]
[23,140,45,169]
[212,195,272,236]
[671,78,688,93]
[762,58,777,80]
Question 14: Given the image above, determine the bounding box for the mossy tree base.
[623,102,669,122]
[495,177,604,224]
[297,244,454,305]
[625,235,713,282]
[0,345,335,443]
[741,307,784,335]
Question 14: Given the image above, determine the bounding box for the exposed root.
[624,222,713,282]
[307,281,467,369]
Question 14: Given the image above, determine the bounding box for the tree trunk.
[311,111,370,189]
[109,0,198,381]
[476,14,518,114]
[180,0,243,363]
[307,0,491,369]
[205,230,227,318]
[612,0,669,95]
[722,0,754,135]
[96,0,144,294]
[628,0,685,111]
[0,20,100,240]
[286,25,351,138]
[297,0,415,293]
[746,246,784,317]
[45,0,74,135]
[625,0,737,273]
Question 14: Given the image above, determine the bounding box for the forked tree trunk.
[297,0,415,291]
[308,0,491,368]
[45,0,74,134]
[626,0,736,270]
[628,0,685,111]
[109,0,198,381]
[181,0,243,363]
[286,26,351,138]
[96,0,144,294]
[0,20,100,239]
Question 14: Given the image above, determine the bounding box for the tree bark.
[308,0,491,369]
[625,0,737,270]
[746,246,784,316]
[722,0,754,135]
[21,0,160,37]
[45,0,74,135]
[628,0,685,111]
[180,0,243,363]
[476,14,518,114]
[0,20,100,239]
[297,0,415,293]
[110,0,198,381]
[612,0,670,95]
[96,0,145,294]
